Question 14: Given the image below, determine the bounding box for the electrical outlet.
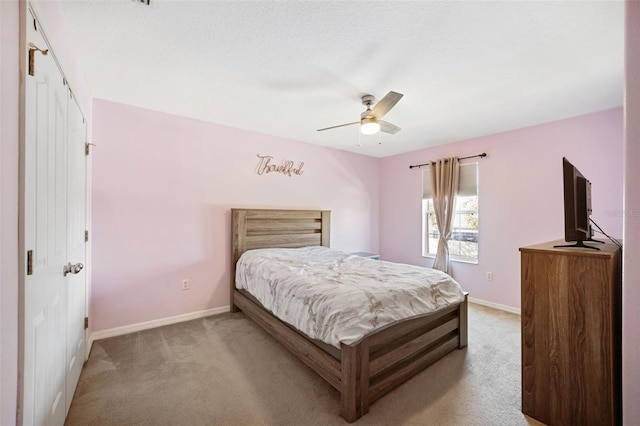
[486,272,493,281]
[182,279,190,290]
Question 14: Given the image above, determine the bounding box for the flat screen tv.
[555,157,600,250]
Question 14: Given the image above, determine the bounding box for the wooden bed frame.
[230,208,468,422]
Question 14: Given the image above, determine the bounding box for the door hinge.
[85,143,95,156]
[84,317,89,330]
[84,230,89,242]
[27,250,34,275]
[28,43,49,77]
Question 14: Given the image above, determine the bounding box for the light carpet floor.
[65,303,543,425]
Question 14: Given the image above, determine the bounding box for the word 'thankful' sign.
[256,154,304,177]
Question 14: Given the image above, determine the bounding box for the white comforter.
[235,246,466,348]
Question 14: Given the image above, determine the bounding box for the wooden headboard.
[230,209,331,308]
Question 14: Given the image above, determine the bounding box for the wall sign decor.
[256,154,304,177]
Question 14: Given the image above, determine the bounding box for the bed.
[230,208,468,422]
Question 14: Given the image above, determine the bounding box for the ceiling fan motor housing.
[361,95,375,108]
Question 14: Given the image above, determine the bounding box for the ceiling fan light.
[361,118,380,135]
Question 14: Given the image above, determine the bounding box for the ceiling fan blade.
[317,121,360,132]
[369,91,403,119]
[379,120,401,134]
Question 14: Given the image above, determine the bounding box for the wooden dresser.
[519,240,622,426]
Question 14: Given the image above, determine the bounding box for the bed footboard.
[232,288,468,423]
[339,293,468,422]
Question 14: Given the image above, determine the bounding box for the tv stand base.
[553,240,601,250]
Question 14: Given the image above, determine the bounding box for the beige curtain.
[430,157,460,273]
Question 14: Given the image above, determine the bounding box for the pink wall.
[379,108,623,310]
[624,0,640,421]
[91,99,380,331]
[1,2,20,424]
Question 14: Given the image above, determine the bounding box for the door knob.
[63,262,84,277]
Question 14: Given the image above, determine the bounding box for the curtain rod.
[409,152,487,169]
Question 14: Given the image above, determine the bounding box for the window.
[422,163,479,263]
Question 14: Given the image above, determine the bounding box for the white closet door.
[65,93,87,415]
[23,13,68,425]
[23,10,88,425]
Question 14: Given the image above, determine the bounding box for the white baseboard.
[469,297,521,315]
[85,298,518,355]
[87,305,230,352]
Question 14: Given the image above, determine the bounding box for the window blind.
[422,162,478,199]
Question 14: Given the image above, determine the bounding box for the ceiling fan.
[317,91,404,135]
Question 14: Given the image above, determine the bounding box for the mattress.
[235,246,466,349]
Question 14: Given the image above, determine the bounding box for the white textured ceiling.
[60,0,624,158]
